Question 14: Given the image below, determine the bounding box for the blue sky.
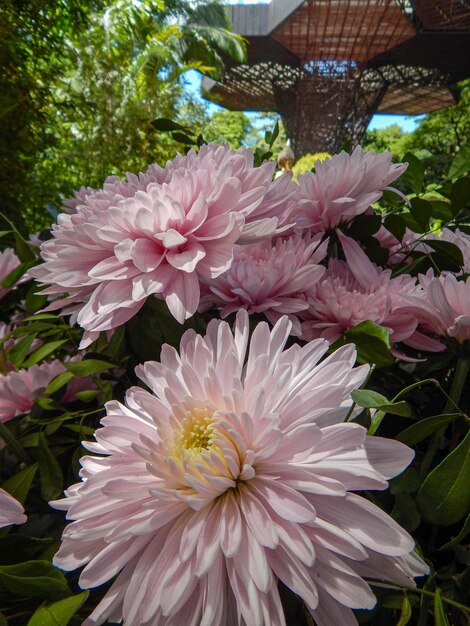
[182,70,422,133]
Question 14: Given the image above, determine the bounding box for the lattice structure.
[202,0,470,155]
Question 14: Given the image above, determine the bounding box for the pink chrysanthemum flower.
[0,488,26,528]
[32,144,293,347]
[401,271,470,346]
[301,233,423,347]
[291,147,407,232]
[62,186,98,214]
[52,312,427,626]
[143,144,296,238]
[0,359,95,423]
[0,248,21,300]
[199,233,327,335]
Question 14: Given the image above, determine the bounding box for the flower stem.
[420,357,469,477]
[368,580,470,615]
[444,358,470,415]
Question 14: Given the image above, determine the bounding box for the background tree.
[362,124,409,161]
[0,0,245,232]
[405,80,470,181]
[202,110,252,147]
[0,0,100,231]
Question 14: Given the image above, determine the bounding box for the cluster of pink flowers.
[19,142,470,624]
[31,145,406,347]
[0,358,96,423]
[31,143,469,354]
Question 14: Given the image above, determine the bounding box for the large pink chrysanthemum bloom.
[0,248,22,300]
[0,358,95,423]
[52,312,427,626]
[199,233,327,335]
[400,271,470,346]
[0,488,26,528]
[291,147,407,233]
[31,144,294,348]
[301,233,424,348]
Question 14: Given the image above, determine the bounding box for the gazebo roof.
[202,1,470,154]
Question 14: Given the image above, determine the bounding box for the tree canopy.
[0,0,246,232]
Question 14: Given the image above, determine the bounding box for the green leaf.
[1,259,36,289]
[7,334,37,369]
[38,432,63,501]
[0,560,69,600]
[352,389,411,417]
[417,430,470,526]
[22,314,59,322]
[171,131,196,145]
[428,200,454,221]
[353,393,409,416]
[440,511,470,550]
[45,371,74,395]
[0,536,53,565]
[64,359,115,377]
[150,118,190,133]
[2,463,38,504]
[384,214,406,241]
[382,189,402,207]
[390,468,421,495]
[352,389,389,407]
[23,340,68,367]
[451,176,470,212]
[448,145,470,179]
[433,589,450,626]
[368,409,386,435]
[25,283,48,313]
[352,390,411,416]
[74,390,100,403]
[401,211,422,234]
[396,413,461,446]
[391,493,421,532]
[106,326,126,360]
[35,397,61,411]
[397,592,412,625]
[27,590,89,626]
[265,120,279,149]
[425,239,465,272]
[409,197,432,231]
[14,232,36,262]
[0,212,36,262]
[403,152,425,195]
[347,214,382,240]
[342,321,394,367]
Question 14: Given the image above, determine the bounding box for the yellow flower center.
[178,411,214,454]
